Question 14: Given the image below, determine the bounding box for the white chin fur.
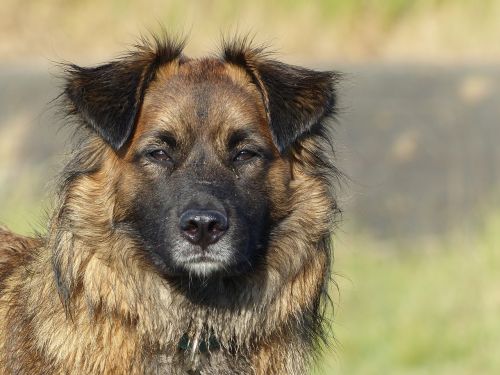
[186,262,223,277]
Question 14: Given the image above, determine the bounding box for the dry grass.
[0,0,499,64]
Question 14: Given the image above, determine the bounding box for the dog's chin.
[181,258,227,278]
[177,250,253,278]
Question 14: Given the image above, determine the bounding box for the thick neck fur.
[1,136,334,375]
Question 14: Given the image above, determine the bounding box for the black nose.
[179,209,228,248]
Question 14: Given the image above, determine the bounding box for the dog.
[0,34,340,374]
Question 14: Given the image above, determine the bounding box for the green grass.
[0,165,51,235]
[316,214,500,374]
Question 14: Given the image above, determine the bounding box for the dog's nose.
[179,209,228,248]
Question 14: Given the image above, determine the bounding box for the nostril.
[183,220,199,235]
[208,221,218,233]
[182,220,198,232]
[208,218,227,232]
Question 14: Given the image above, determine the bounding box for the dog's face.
[120,61,284,277]
[64,38,336,279]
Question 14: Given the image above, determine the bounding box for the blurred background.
[1,1,499,374]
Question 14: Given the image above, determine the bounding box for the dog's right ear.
[64,36,185,150]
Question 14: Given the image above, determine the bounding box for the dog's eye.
[148,150,171,163]
[234,149,258,163]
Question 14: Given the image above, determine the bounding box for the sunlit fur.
[0,34,341,374]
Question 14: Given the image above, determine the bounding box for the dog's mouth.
[181,252,230,277]
[147,239,245,279]
[154,238,259,280]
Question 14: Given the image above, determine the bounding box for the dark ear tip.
[105,119,136,151]
[109,138,127,150]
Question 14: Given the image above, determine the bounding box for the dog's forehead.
[135,58,269,143]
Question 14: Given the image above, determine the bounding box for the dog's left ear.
[252,60,338,152]
[64,37,185,150]
[223,42,339,152]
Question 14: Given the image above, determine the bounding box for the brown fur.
[0,35,340,374]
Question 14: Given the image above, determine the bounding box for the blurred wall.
[1,0,499,239]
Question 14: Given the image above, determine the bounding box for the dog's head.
[63,36,338,280]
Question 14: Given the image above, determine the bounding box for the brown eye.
[148,149,171,163]
[234,149,258,163]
